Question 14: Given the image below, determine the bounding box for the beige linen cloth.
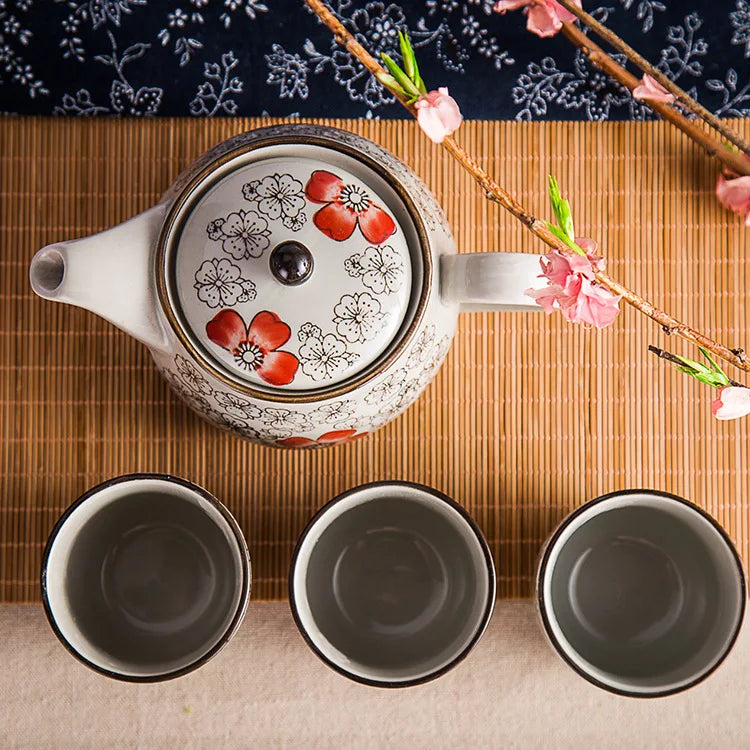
[0,601,747,749]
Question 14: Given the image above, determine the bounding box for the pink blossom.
[712,386,750,420]
[493,0,581,38]
[560,277,622,328]
[415,87,462,144]
[716,173,750,227]
[493,0,530,9]
[538,247,596,287]
[632,74,676,104]
[525,239,621,328]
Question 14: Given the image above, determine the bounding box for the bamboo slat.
[1,116,748,602]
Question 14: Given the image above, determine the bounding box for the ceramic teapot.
[30,124,542,448]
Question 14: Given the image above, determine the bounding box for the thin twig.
[648,346,746,387]
[560,22,750,177]
[302,0,750,374]
[555,0,750,159]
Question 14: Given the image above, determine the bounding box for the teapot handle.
[439,252,544,312]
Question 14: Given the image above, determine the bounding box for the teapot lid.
[161,140,421,393]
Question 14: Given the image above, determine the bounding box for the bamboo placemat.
[2,116,749,603]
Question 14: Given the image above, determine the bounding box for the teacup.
[41,473,250,682]
[537,489,746,697]
[289,481,496,687]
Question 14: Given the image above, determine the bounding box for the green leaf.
[674,365,722,388]
[545,222,572,247]
[561,201,575,241]
[665,352,728,388]
[547,175,575,241]
[547,176,563,221]
[380,53,422,99]
[649,345,740,390]
[375,70,407,98]
[699,346,731,385]
[694,371,729,388]
[395,31,426,93]
[398,31,419,82]
[545,221,586,256]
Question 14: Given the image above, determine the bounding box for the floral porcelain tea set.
[31,125,747,696]
[30,123,542,447]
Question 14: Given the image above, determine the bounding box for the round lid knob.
[269,241,314,286]
[165,144,417,392]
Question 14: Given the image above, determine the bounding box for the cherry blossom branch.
[559,21,750,178]
[301,0,750,374]
[554,0,750,160]
[649,345,750,419]
[649,346,745,388]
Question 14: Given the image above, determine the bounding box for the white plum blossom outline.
[344,245,405,295]
[406,324,437,368]
[364,367,408,406]
[309,399,357,425]
[174,354,213,395]
[213,391,262,420]
[242,172,307,230]
[259,407,311,431]
[193,257,257,308]
[297,322,359,381]
[333,292,388,344]
[206,208,271,260]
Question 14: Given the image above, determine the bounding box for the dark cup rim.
[536,488,747,699]
[288,480,496,689]
[40,472,251,683]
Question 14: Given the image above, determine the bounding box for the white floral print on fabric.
[510,11,733,121]
[0,1,746,122]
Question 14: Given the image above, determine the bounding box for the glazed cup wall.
[41,474,251,682]
[289,482,496,687]
[536,490,746,697]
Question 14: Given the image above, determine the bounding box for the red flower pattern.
[276,429,368,448]
[206,309,299,386]
[304,170,396,244]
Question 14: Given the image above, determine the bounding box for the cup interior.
[540,492,746,696]
[42,476,250,680]
[290,483,495,686]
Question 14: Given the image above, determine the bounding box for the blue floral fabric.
[1,0,748,120]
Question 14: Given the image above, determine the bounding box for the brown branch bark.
[555,0,750,160]
[302,0,750,374]
[560,22,750,177]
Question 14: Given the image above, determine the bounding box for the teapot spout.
[30,204,169,352]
